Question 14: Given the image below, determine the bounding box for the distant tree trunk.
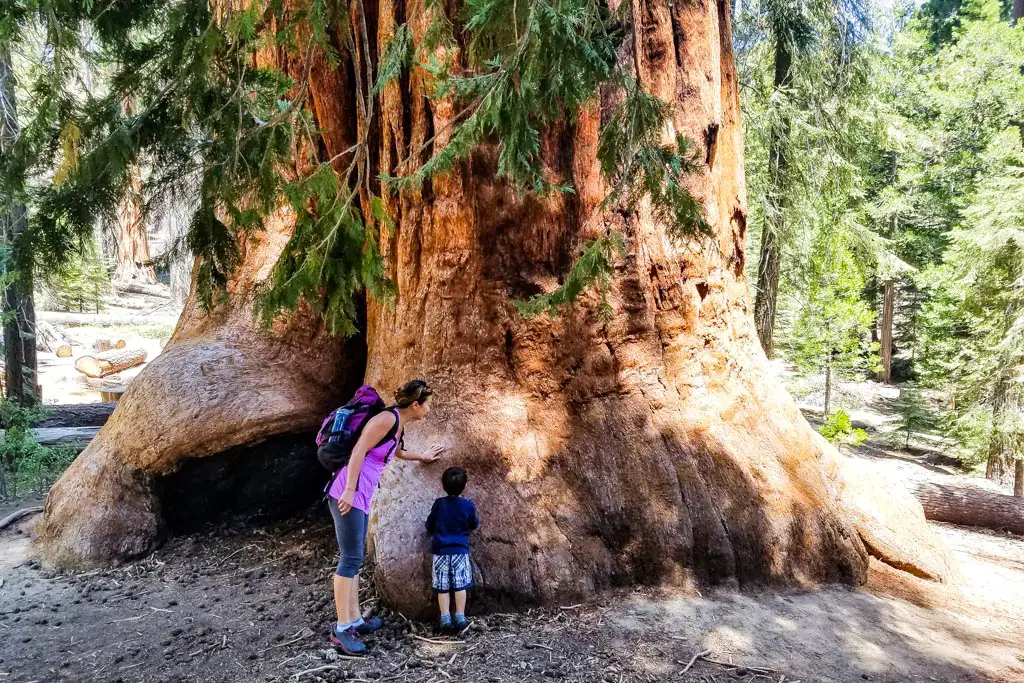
[1014,0,1023,25]
[114,166,156,283]
[0,43,38,405]
[113,97,156,284]
[753,33,793,358]
[37,0,956,611]
[824,355,833,418]
[878,279,894,383]
[1015,460,1023,498]
[165,203,193,304]
[985,366,1014,486]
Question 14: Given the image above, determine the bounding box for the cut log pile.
[74,347,147,378]
[92,338,127,353]
[36,320,75,354]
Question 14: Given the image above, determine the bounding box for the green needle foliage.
[515,231,624,320]
[2,0,713,337]
[819,409,868,454]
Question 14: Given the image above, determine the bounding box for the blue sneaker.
[330,623,366,655]
[438,614,453,631]
[453,613,468,630]
[354,617,383,634]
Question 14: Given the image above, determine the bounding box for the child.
[425,466,479,630]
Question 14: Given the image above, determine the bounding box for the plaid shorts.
[432,553,472,593]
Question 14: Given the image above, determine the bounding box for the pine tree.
[788,219,879,417]
[890,382,938,450]
[736,0,873,357]
[46,237,110,313]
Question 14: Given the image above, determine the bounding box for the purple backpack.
[316,385,392,472]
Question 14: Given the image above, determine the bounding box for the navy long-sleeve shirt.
[425,495,479,555]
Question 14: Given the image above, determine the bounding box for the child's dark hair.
[442,467,467,496]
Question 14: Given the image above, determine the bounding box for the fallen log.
[91,339,127,353]
[113,281,172,299]
[0,427,99,447]
[36,320,74,353]
[39,311,179,327]
[75,347,147,378]
[906,480,1024,536]
[33,403,116,428]
[0,507,43,531]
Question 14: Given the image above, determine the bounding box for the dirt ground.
[5,333,1023,682]
[2,497,1023,683]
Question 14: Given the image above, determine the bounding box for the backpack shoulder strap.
[376,407,401,448]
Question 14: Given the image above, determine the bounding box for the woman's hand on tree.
[420,445,445,463]
[338,489,356,515]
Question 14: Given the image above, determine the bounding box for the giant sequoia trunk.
[38,0,953,612]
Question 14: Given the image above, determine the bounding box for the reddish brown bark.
[362,0,948,613]
[114,165,156,284]
[114,96,156,284]
[37,0,953,611]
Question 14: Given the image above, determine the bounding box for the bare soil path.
[2,500,1022,683]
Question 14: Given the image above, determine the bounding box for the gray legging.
[328,497,369,578]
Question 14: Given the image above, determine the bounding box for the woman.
[327,379,443,654]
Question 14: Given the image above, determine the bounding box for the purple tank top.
[328,409,401,514]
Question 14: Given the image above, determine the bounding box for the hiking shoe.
[453,614,468,630]
[438,614,453,631]
[330,624,366,655]
[354,617,383,634]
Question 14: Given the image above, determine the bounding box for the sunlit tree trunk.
[753,32,792,358]
[878,279,894,383]
[113,97,156,284]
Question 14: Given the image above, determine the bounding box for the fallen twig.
[272,628,315,649]
[700,654,776,675]
[412,635,464,645]
[681,650,712,674]
[559,604,583,610]
[292,664,340,680]
[525,643,554,651]
[218,544,258,567]
[0,507,43,531]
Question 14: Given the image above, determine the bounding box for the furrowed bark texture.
[38,0,953,609]
[363,0,948,614]
[36,205,361,566]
